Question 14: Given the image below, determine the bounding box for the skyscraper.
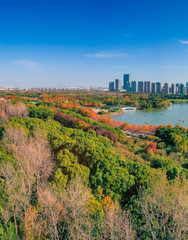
[138,81,144,93]
[123,74,130,91]
[186,86,188,94]
[146,81,151,93]
[151,82,156,93]
[126,81,131,92]
[115,79,121,91]
[109,82,114,91]
[131,81,137,92]
[144,81,147,93]
[171,83,176,94]
[156,82,161,94]
[179,83,185,94]
[164,83,169,94]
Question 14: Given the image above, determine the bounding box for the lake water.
[111,103,188,127]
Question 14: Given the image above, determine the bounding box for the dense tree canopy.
[0,93,186,239]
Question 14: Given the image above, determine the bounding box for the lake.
[111,103,188,127]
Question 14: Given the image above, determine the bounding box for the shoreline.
[104,106,171,118]
[103,110,126,118]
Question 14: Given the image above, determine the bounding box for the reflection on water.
[111,103,188,127]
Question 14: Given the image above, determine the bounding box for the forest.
[0,90,171,111]
[0,90,187,239]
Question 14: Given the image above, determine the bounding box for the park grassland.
[0,92,187,239]
[170,98,188,103]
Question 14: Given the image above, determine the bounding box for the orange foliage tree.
[146,142,157,154]
[59,101,80,109]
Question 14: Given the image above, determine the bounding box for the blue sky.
[1,0,188,87]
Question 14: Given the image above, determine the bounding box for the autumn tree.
[2,127,54,238]
[138,174,188,240]
[0,101,28,124]
[101,196,135,240]
[0,162,21,238]
[38,186,64,240]
[62,176,94,240]
[146,142,157,154]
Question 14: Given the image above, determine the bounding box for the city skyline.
[1,0,188,87]
[109,74,188,94]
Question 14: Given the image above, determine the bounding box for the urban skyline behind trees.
[109,74,188,94]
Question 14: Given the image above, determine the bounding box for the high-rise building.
[138,81,144,93]
[164,83,169,94]
[110,78,187,95]
[179,83,185,94]
[151,82,156,93]
[115,79,121,91]
[186,83,188,93]
[144,81,147,93]
[109,82,114,91]
[123,74,130,90]
[171,83,176,94]
[126,81,131,92]
[186,86,188,94]
[146,81,151,93]
[131,81,137,92]
[156,82,161,94]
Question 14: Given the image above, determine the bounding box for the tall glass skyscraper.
[171,83,176,94]
[179,83,185,94]
[115,79,121,91]
[138,81,144,92]
[164,83,169,94]
[109,82,114,91]
[146,81,151,93]
[156,82,161,94]
[151,82,156,93]
[123,74,130,91]
[131,81,137,92]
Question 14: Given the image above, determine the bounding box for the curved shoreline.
[103,110,126,118]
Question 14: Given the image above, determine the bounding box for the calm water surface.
[111,103,188,127]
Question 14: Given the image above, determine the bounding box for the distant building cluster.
[109,74,188,94]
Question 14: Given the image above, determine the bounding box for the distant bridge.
[122,107,137,110]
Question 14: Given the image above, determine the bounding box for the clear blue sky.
[1,0,188,87]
